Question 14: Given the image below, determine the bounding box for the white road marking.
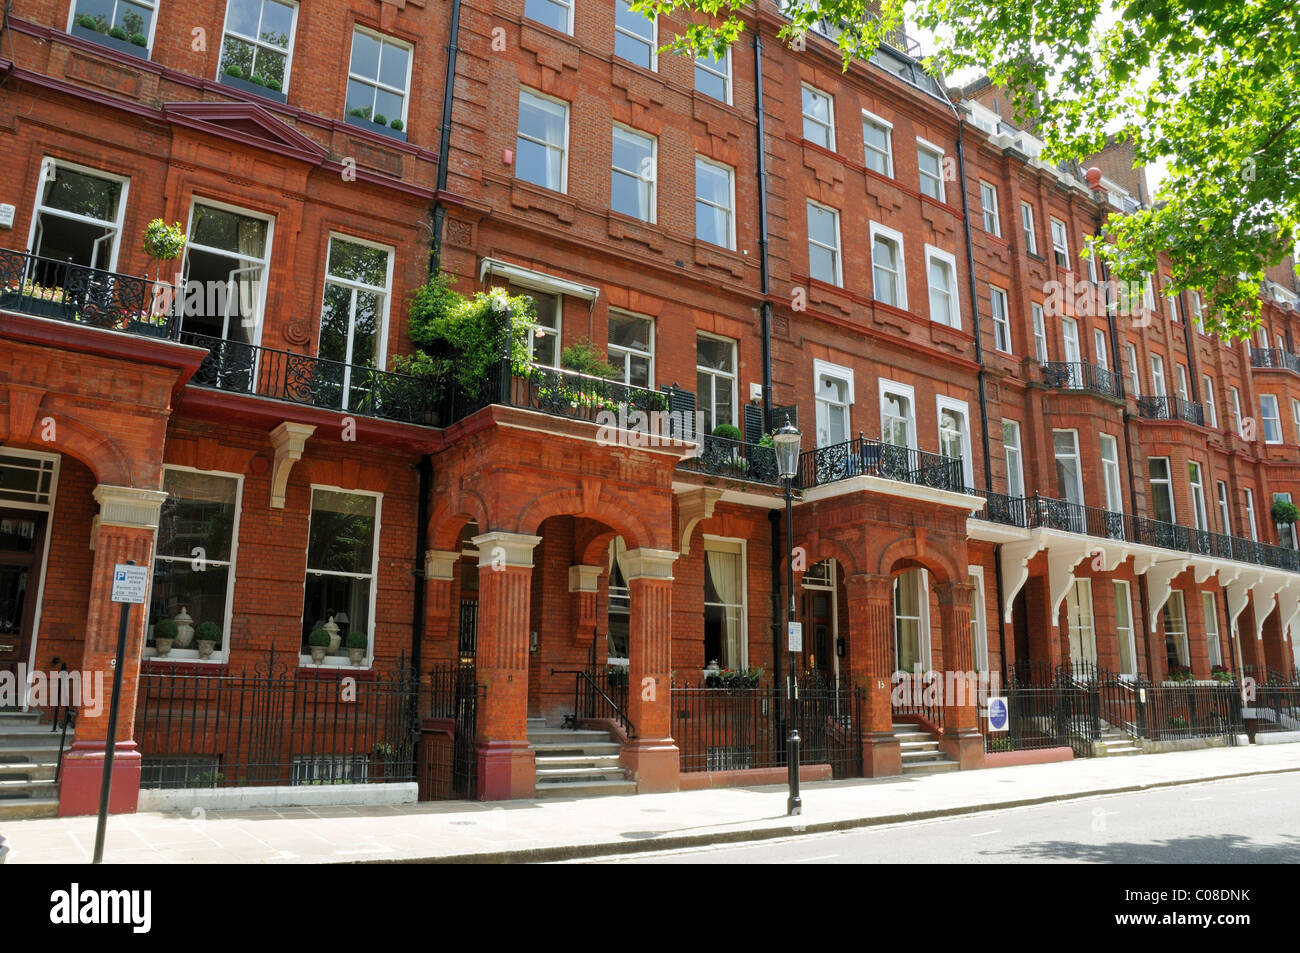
[1187,797,1213,802]
[970,830,1001,837]
[790,853,839,862]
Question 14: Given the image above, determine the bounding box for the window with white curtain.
[1114,581,1136,676]
[611,125,656,222]
[1065,579,1096,667]
[1032,303,1048,362]
[1203,592,1222,668]
[814,360,852,448]
[807,201,842,286]
[1002,420,1024,497]
[870,223,906,308]
[801,85,835,149]
[1204,376,1219,428]
[893,569,928,673]
[862,112,893,176]
[979,181,1000,235]
[1163,592,1189,669]
[926,246,959,328]
[704,539,746,669]
[968,568,988,672]
[516,89,568,192]
[917,140,945,201]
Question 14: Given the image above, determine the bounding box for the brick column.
[423,549,460,668]
[59,485,168,817]
[471,531,541,800]
[845,573,901,777]
[620,548,679,792]
[937,580,985,770]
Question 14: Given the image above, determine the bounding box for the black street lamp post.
[772,420,802,816]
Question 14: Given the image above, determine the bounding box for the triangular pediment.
[162,101,327,166]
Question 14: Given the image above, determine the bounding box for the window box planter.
[0,289,68,319]
[218,73,288,104]
[344,112,408,142]
[70,24,150,59]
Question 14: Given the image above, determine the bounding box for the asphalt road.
[574,773,1300,864]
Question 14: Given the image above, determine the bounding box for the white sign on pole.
[111,565,149,605]
[788,621,803,652]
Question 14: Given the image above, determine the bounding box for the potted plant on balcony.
[152,619,178,658]
[195,621,221,660]
[1271,499,1299,528]
[1167,664,1195,684]
[307,628,331,664]
[707,424,748,476]
[1210,665,1235,685]
[345,631,367,666]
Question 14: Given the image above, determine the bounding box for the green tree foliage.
[637,0,1300,338]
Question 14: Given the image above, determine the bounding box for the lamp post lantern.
[771,420,802,816]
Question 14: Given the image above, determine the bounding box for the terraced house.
[0,0,1297,817]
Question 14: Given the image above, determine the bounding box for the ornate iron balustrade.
[796,435,963,493]
[180,332,442,425]
[1136,395,1206,425]
[1250,347,1300,373]
[1041,361,1123,398]
[503,363,672,424]
[0,248,176,339]
[967,489,1029,528]
[677,433,781,484]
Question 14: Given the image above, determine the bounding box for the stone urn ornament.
[323,616,341,653]
[171,604,195,648]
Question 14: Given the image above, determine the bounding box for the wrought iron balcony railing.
[797,436,963,493]
[972,490,1300,573]
[181,332,443,425]
[499,363,673,424]
[1041,361,1124,399]
[0,248,177,339]
[1250,347,1300,374]
[677,433,781,485]
[1137,395,1205,426]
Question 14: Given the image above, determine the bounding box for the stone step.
[0,712,43,724]
[534,753,622,770]
[536,766,629,783]
[529,741,623,757]
[1100,744,1142,756]
[526,729,614,746]
[530,779,638,799]
[0,724,63,739]
[0,778,59,799]
[901,760,960,775]
[0,761,59,782]
[901,749,948,763]
[0,740,67,760]
[0,797,59,820]
[899,740,939,752]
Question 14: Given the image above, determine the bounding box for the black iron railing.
[1137,395,1206,426]
[137,650,420,788]
[797,435,963,492]
[972,491,1300,573]
[1042,361,1123,399]
[557,665,635,738]
[180,331,444,426]
[677,433,781,484]
[0,248,176,338]
[1250,683,1300,734]
[501,363,672,424]
[891,671,947,732]
[51,661,77,782]
[1250,347,1300,374]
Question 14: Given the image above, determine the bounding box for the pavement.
[3,743,1299,864]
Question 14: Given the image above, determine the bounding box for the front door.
[0,509,47,689]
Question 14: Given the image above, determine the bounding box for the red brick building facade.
[0,0,1297,812]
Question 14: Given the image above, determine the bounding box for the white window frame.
[1261,394,1283,443]
[1216,480,1232,534]
[516,88,570,193]
[318,233,394,403]
[1163,591,1190,670]
[611,124,657,223]
[69,0,162,54]
[1231,386,1243,436]
[869,221,907,310]
[703,535,749,669]
[695,155,736,251]
[979,181,1000,236]
[1032,303,1048,362]
[1114,580,1137,677]
[524,0,573,34]
[180,197,275,346]
[345,25,412,127]
[1189,461,1210,532]
[1053,429,1084,505]
[916,138,946,202]
[608,309,654,389]
[861,110,894,177]
[1292,399,1300,441]
[1203,592,1223,668]
[218,0,299,92]
[924,244,960,329]
[893,568,932,673]
[694,47,732,104]
[1127,343,1141,396]
[1203,376,1218,428]
[813,358,854,448]
[614,0,657,70]
[28,157,130,274]
[1002,420,1024,498]
[1189,291,1204,331]
[697,332,738,430]
[1149,457,1175,523]
[937,395,974,488]
[806,200,843,286]
[1275,492,1298,549]
[1020,202,1037,255]
[1065,578,1097,666]
[879,378,917,450]
[1093,329,1109,370]
[1049,217,1070,269]
[968,565,989,672]
[300,485,381,669]
[1150,354,1166,398]
[509,283,562,367]
[1246,488,1259,541]
[990,285,1011,353]
[1176,363,1190,403]
[801,84,835,150]
[147,465,244,664]
[1100,434,1123,513]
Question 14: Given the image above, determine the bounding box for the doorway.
[801,560,839,684]
[0,509,47,690]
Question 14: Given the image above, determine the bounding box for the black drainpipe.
[753,28,783,698]
[428,0,463,275]
[411,455,433,677]
[952,103,1006,683]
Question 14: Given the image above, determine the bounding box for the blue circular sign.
[989,697,1008,730]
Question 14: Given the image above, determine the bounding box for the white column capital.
[472,532,543,569]
[93,485,169,530]
[568,564,603,593]
[425,549,461,581]
[622,548,679,581]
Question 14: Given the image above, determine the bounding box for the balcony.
[0,249,176,340]
[181,332,442,426]
[677,433,780,485]
[797,436,964,493]
[1137,395,1205,426]
[1041,361,1124,399]
[1250,347,1300,374]
[974,490,1300,572]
